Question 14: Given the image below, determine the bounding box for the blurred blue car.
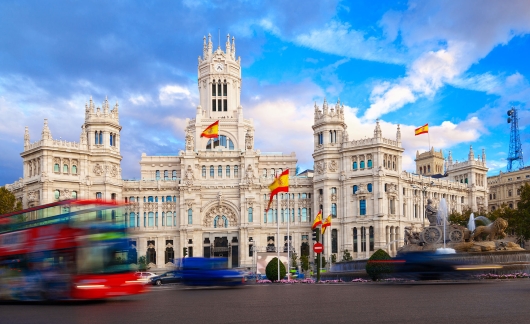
[179,257,245,287]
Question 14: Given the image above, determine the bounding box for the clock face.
[215,63,224,72]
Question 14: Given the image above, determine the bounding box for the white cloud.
[129,94,152,105]
[158,85,192,106]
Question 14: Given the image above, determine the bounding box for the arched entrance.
[202,204,240,268]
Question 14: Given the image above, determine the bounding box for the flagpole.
[277,194,280,282]
[287,192,290,280]
[428,126,431,152]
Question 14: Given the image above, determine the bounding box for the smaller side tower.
[415,148,444,176]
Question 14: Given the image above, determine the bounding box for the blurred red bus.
[0,199,146,301]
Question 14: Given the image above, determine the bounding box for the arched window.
[155,196,158,202]
[155,170,160,180]
[172,170,177,180]
[71,191,77,199]
[361,227,366,252]
[360,199,366,215]
[110,133,113,146]
[353,227,358,252]
[218,165,222,177]
[234,165,239,177]
[72,165,77,174]
[331,203,337,218]
[130,196,135,202]
[301,208,307,222]
[188,209,193,224]
[54,190,60,200]
[148,212,154,226]
[367,160,373,168]
[226,165,230,178]
[384,184,388,192]
[367,183,373,192]
[164,170,169,180]
[202,166,206,178]
[166,212,172,227]
[210,166,214,177]
[360,161,365,169]
[248,207,253,222]
[428,165,431,173]
[263,169,267,178]
[166,196,172,202]
[331,229,338,253]
[129,212,136,228]
[63,164,69,173]
[206,135,234,150]
[353,185,358,194]
[99,131,103,145]
[162,212,165,226]
[54,163,60,172]
[223,215,228,227]
[369,226,374,251]
[96,192,102,200]
[95,131,98,144]
[148,196,154,202]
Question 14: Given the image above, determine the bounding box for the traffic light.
[312,228,320,242]
[183,247,188,257]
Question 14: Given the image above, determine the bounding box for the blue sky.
[1,0,530,185]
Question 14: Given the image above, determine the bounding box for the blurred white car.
[134,272,157,283]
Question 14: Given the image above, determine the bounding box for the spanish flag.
[312,210,322,230]
[265,169,289,212]
[415,123,428,136]
[201,120,219,138]
[321,215,332,234]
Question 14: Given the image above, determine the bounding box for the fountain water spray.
[468,213,475,232]
[435,198,456,254]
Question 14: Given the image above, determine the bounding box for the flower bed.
[475,272,530,280]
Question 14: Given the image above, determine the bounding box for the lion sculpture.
[472,217,508,241]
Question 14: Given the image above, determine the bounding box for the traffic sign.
[313,242,323,254]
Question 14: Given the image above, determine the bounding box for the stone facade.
[487,167,530,211]
[6,34,491,267]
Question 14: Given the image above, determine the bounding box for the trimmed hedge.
[365,249,393,281]
[266,257,287,281]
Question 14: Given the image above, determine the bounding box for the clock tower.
[197,33,241,119]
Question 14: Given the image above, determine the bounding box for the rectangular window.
[223,99,227,111]
[248,208,253,222]
[148,212,154,227]
[218,83,221,96]
[164,170,169,180]
[369,227,374,251]
[226,166,230,177]
[212,83,216,96]
[360,200,366,216]
[234,166,239,178]
[331,229,338,254]
[129,213,135,228]
[361,227,366,252]
[210,166,214,177]
[172,170,177,180]
[353,228,358,253]
[218,166,222,177]
[212,99,216,111]
[331,203,337,218]
[301,208,307,222]
[223,83,227,96]
[156,170,160,180]
[188,209,193,224]
[218,99,222,111]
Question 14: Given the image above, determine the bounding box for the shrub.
[266,257,287,281]
[342,249,353,261]
[365,249,393,281]
[300,255,309,271]
[138,256,148,271]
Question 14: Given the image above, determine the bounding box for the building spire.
[41,119,52,140]
[24,126,30,148]
[374,119,382,138]
[225,33,231,54]
[468,145,474,161]
[396,124,401,143]
[231,36,236,59]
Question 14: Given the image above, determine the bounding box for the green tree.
[342,249,353,261]
[138,256,148,271]
[448,207,473,227]
[321,256,327,269]
[365,249,393,281]
[0,187,22,215]
[265,257,286,281]
[290,252,298,271]
[331,254,337,263]
[488,184,530,244]
[300,255,309,271]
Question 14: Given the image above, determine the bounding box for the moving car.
[180,257,245,287]
[134,272,158,284]
[149,271,182,286]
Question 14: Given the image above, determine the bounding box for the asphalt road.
[2,280,530,324]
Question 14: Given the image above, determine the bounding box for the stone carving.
[93,163,104,176]
[110,164,118,178]
[184,165,194,185]
[425,199,438,226]
[27,191,38,203]
[472,217,508,241]
[59,189,70,201]
[404,226,421,245]
[329,160,338,172]
[185,128,194,151]
[245,131,253,150]
[245,164,254,184]
[315,161,325,174]
[203,205,238,227]
[144,202,157,211]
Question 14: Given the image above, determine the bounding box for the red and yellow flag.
[312,210,322,230]
[415,123,428,136]
[321,215,332,234]
[200,120,219,138]
[265,169,289,212]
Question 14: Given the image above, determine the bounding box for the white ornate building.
[6,34,490,268]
